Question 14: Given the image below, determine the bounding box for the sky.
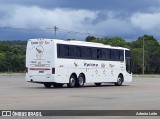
[0,0,160,41]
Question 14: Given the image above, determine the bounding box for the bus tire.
[67,75,76,88]
[44,83,52,88]
[53,83,64,88]
[95,83,101,86]
[76,74,85,87]
[115,74,123,86]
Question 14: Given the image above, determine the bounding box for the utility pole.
[142,37,144,74]
[54,26,58,38]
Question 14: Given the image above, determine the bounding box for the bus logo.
[31,41,38,45]
[36,45,44,59]
[36,45,44,53]
[84,62,98,67]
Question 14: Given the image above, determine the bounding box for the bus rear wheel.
[53,83,64,88]
[76,74,85,87]
[115,75,123,86]
[67,75,76,88]
[95,83,101,86]
[44,83,52,88]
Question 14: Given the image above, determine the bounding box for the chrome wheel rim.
[70,78,75,86]
[117,77,122,84]
[79,77,84,86]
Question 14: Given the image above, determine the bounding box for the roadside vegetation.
[0,40,26,72]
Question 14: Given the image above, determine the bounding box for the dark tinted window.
[111,49,116,60]
[57,43,125,61]
[91,48,101,59]
[119,50,124,61]
[91,48,97,59]
[97,49,101,59]
[75,46,80,58]
[125,50,132,73]
[101,49,110,60]
[69,46,80,58]
[125,50,131,58]
[115,50,120,60]
[58,44,69,57]
[81,47,91,58]
[111,49,123,60]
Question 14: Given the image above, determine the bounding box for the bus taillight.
[52,68,55,74]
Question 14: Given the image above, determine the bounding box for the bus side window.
[69,46,74,57]
[101,49,110,60]
[75,46,80,58]
[58,44,69,58]
[111,49,122,61]
[111,49,116,60]
[81,47,91,59]
[91,48,97,59]
[119,50,124,61]
[115,50,120,60]
[69,45,80,58]
[97,49,101,59]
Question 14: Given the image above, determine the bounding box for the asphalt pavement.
[0,75,160,119]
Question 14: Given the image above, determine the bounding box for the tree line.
[0,35,160,74]
[0,40,26,72]
[85,35,160,74]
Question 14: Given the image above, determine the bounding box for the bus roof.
[29,38,130,50]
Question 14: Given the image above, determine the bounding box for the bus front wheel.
[67,75,76,88]
[115,75,123,86]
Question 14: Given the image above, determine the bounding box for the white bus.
[26,39,132,88]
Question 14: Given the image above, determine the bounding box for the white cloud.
[131,12,160,30]
[0,6,96,29]
[0,6,134,38]
[1,1,160,40]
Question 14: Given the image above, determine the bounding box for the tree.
[104,37,129,47]
[85,36,96,42]
[131,35,160,74]
[0,41,26,72]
